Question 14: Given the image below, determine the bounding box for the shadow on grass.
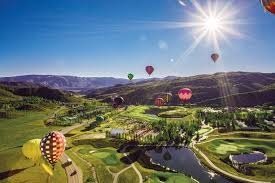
[0,145,23,153]
[81,121,98,132]
[120,149,143,165]
[0,167,31,180]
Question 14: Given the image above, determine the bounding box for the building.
[229,151,267,169]
[110,128,125,137]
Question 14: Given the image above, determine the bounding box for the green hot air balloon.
[128,73,134,81]
[96,115,105,122]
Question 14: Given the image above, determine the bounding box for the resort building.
[229,151,267,170]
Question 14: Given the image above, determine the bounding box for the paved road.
[60,123,86,183]
[60,153,83,183]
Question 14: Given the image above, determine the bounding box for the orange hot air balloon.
[211,53,219,63]
[145,66,154,76]
[261,0,275,14]
[40,131,66,166]
[155,97,165,107]
[160,92,173,103]
[178,88,192,101]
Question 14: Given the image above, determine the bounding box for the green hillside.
[87,72,275,107]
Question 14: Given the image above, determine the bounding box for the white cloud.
[158,40,168,50]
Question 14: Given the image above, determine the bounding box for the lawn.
[0,148,66,183]
[117,168,139,183]
[68,144,128,183]
[134,163,196,183]
[0,109,66,183]
[0,111,61,151]
[196,138,275,182]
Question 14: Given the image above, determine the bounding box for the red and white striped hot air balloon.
[40,131,66,166]
[155,97,165,107]
[178,88,192,102]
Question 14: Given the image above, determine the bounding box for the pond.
[145,147,233,183]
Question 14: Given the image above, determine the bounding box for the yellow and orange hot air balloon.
[40,131,66,166]
[155,97,165,107]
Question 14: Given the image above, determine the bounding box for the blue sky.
[0,0,275,78]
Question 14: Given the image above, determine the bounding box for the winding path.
[111,153,142,183]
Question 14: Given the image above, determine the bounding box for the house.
[229,151,267,169]
[110,128,125,137]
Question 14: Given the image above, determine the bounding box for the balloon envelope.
[178,88,192,101]
[145,66,154,76]
[155,97,165,107]
[113,96,124,107]
[261,0,275,14]
[128,73,134,81]
[40,131,66,166]
[41,161,54,176]
[161,93,173,103]
[22,139,42,162]
[96,115,104,122]
[211,53,219,62]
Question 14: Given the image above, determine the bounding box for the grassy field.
[0,109,66,183]
[67,144,128,183]
[117,168,139,183]
[197,139,275,182]
[134,163,196,183]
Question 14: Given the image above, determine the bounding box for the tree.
[196,132,200,141]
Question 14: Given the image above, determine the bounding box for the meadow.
[0,109,66,183]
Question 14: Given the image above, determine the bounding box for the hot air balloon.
[261,0,275,14]
[96,115,104,122]
[128,73,134,81]
[178,88,192,102]
[161,93,173,103]
[155,97,165,107]
[41,160,54,176]
[22,139,42,163]
[145,66,154,76]
[113,96,124,108]
[211,53,219,63]
[40,131,66,166]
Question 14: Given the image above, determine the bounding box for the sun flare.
[176,0,247,60]
[204,16,221,31]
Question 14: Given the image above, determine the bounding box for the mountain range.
[0,75,130,91]
[87,72,275,107]
[1,72,275,107]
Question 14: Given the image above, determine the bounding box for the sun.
[204,16,221,32]
[185,0,246,55]
[171,0,247,60]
